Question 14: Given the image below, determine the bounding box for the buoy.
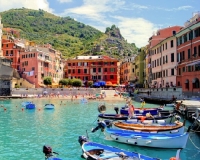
[170,157,180,160]
[98,104,106,113]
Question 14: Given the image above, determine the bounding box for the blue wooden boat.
[92,121,190,148]
[78,135,160,160]
[21,101,35,109]
[98,112,176,123]
[43,145,62,160]
[120,107,160,116]
[44,104,55,109]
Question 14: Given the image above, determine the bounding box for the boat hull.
[113,121,184,133]
[120,107,159,115]
[44,104,55,109]
[103,128,189,148]
[81,140,160,160]
[98,113,175,123]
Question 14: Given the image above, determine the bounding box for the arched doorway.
[192,78,200,88]
[185,79,189,90]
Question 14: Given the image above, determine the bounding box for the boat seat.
[126,119,138,123]
[156,120,166,124]
[142,120,153,124]
[99,152,118,159]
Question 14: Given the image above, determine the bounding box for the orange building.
[176,12,200,96]
[2,39,21,70]
[64,55,119,85]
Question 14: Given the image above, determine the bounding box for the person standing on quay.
[128,101,135,119]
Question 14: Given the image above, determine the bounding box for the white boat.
[44,104,55,109]
[92,121,190,149]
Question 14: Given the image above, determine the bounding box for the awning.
[93,82,100,87]
[52,83,59,86]
[185,79,189,83]
[186,60,200,66]
[106,81,112,86]
[112,84,118,87]
[192,78,199,83]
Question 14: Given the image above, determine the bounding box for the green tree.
[88,81,93,87]
[72,79,82,87]
[59,79,68,86]
[43,77,52,86]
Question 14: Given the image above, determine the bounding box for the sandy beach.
[11,89,127,102]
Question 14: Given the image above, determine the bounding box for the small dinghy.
[44,104,55,109]
[92,121,190,149]
[21,101,35,109]
[43,145,62,160]
[78,135,160,160]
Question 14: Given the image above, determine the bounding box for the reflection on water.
[0,99,199,160]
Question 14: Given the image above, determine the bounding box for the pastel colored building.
[0,16,3,56]
[119,56,135,85]
[20,45,64,88]
[176,12,200,96]
[148,26,182,88]
[64,55,119,85]
[150,35,178,88]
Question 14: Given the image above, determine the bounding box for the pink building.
[19,45,64,88]
[148,26,182,88]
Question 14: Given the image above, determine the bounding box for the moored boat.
[98,112,176,123]
[92,121,190,148]
[112,120,184,134]
[44,104,55,109]
[21,101,35,109]
[78,135,160,160]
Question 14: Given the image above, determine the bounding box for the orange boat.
[113,121,183,132]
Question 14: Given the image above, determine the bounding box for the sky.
[0,0,199,48]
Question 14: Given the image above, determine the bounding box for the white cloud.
[61,0,125,21]
[112,16,158,47]
[57,0,72,3]
[0,0,53,13]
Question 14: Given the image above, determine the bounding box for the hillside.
[0,8,138,58]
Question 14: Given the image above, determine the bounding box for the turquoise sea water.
[0,98,200,160]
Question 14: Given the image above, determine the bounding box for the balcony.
[37,56,45,61]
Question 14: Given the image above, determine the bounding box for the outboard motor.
[43,145,53,158]
[43,145,59,160]
[78,136,88,146]
[175,115,181,122]
[91,121,107,133]
[114,107,119,114]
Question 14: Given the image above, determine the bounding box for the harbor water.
[0,98,199,160]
